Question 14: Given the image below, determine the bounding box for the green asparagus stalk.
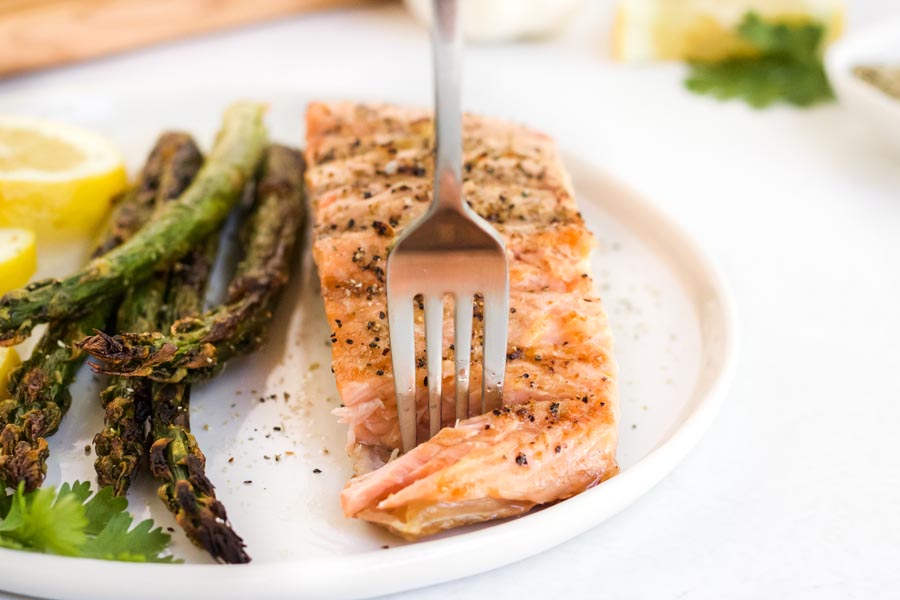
[80,145,307,384]
[93,134,204,495]
[0,132,200,491]
[0,102,268,346]
[149,237,249,564]
[91,132,208,259]
[0,316,109,491]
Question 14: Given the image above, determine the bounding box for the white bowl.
[826,18,900,157]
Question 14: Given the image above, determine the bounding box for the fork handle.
[431,0,465,214]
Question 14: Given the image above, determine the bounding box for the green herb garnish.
[0,481,178,562]
[685,12,833,108]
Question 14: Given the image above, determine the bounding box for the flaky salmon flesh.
[305,102,619,539]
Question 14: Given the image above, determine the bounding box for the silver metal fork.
[386,0,510,453]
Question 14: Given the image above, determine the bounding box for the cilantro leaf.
[686,56,832,108]
[82,484,127,535]
[0,481,178,563]
[0,483,87,556]
[685,12,834,108]
[737,13,825,62]
[81,513,176,563]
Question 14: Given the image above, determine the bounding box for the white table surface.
[3,1,899,599]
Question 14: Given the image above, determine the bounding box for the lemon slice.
[0,228,37,296]
[613,0,845,61]
[0,346,21,400]
[0,115,127,241]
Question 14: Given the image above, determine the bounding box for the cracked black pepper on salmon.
[305,102,619,539]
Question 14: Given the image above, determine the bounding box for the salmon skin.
[305,102,618,539]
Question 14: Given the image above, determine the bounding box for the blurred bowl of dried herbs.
[826,17,900,157]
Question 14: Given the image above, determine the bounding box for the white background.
[2,1,899,598]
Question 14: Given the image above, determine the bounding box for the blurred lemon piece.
[0,346,21,400]
[613,0,844,61]
[0,228,37,296]
[0,115,126,241]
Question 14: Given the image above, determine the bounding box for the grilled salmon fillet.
[306,102,618,539]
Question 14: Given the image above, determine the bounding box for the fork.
[386,0,510,453]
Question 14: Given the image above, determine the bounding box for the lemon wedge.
[613,0,845,61]
[0,346,21,400]
[0,228,37,296]
[0,115,127,241]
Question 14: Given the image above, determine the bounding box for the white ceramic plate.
[826,17,900,157]
[0,86,737,600]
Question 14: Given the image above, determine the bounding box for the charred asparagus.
[93,134,204,495]
[80,145,306,383]
[149,238,249,564]
[0,102,268,346]
[0,132,200,491]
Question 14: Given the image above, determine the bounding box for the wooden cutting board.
[0,0,383,77]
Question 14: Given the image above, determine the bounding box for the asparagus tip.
[0,426,48,492]
[77,328,124,356]
[166,478,251,564]
[78,330,175,377]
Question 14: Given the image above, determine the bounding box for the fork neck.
[431,0,465,214]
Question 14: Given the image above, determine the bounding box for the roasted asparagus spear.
[0,132,199,491]
[149,237,249,564]
[146,148,307,564]
[0,102,268,346]
[94,134,204,495]
[80,145,306,383]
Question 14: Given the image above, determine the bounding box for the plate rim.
[0,83,740,600]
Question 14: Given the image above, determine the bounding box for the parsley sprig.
[0,481,178,562]
[685,13,834,108]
